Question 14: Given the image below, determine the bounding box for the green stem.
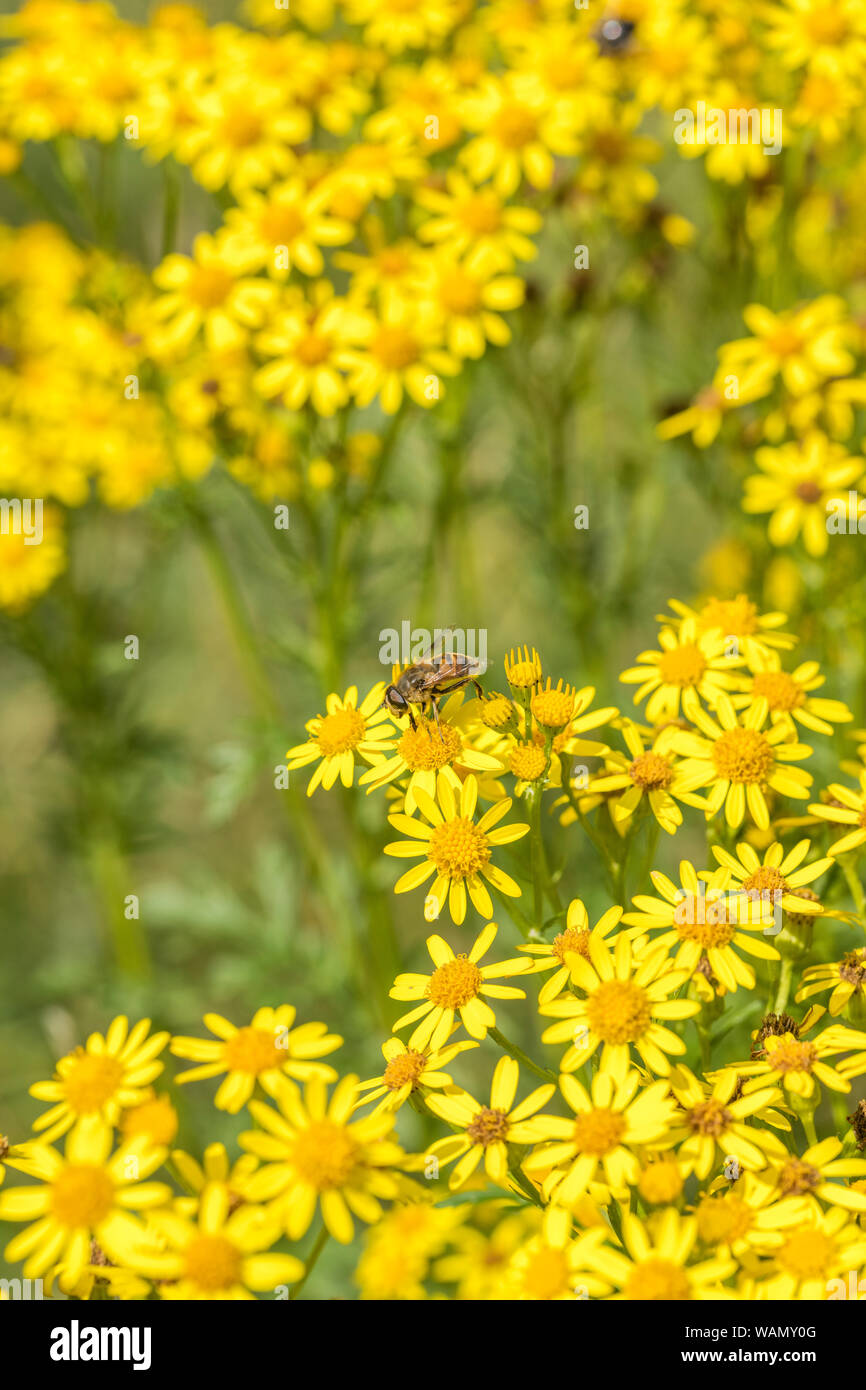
[289,1226,330,1300]
[772,956,794,1017]
[489,1026,557,1083]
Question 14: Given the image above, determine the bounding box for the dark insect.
[383,638,486,738]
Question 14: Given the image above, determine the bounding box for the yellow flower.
[798,948,866,1016]
[29,1016,169,1143]
[588,720,708,835]
[170,1142,260,1209]
[764,0,866,77]
[341,0,462,54]
[718,1020,866,1099]
[808,770,866,856]
[384,771,529,923]
[150,232,276,356]
[539,932,699,1080]
[390,922,531,1050]
[0,502,65,612]
[504,645,543,689]
[691,1172,807,1256]
[222,179,354,279]
[718,297,855,399]
[341,297,459,414]
[412,245,525,361]
[623,859,781,993]
[127,1181,303,1300]
[578,1208,736,1300]
[619,617,745,722]
[670,696,813,830]
[354,1034,478,1114]
[0,1118,170,1290]
[358,694,503,812]
[171,75,308,192]
[710,838,834,927]
[733,655,853,737]
[666,1065,790,1179]
[519,899,624,1005]
[743,432,864,557]
[656,382,729,447]
[525,1070,678,1206]
[170,1005,342,1113]
[460,74,576,195]
[253,284,364,415]
[119,1092,179,1147]
[762,1137,866,1214]
[286,682,395,795]
[663,595,796,664]
[415,170,541,271]
[426,1056,557,1189]
[240,1074,410,1244]
[751,1206,866,1299]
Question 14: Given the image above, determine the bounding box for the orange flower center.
[657,643,707,687]
[63,1052,124,1113]
[572,1107,626,1155]
[383,1050,427,1090]
[711,727,775,783]
[752,670,805,711]
[426,956,483,1008]
[426,818,491,880]
[291,1120,359,1189]
[466,1106,510,1146]
[628,751,674,790]
[586,979,652,1044]
[222,1026,284,1075]
[52,1165,115,1228]
[315,706,366,756]
[184,1234,243,1292]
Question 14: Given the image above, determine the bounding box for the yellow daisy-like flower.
[414,170,541,271]
[412,245,525,361]
[670,697,813,830]
[797,948,866,1016]
[589,720,708,835]
[524,1070,678,1206]
[519,900,624,1006]
[0,1118,170,1290]
[666,1065,790,1180]
[354,1033,479,1114]
[340,297,459,414]
[390,922,530,1050]
[750,1206,866,1300]
[126,1181,303,1300]
[808,770,866,856]
[623,859,781,993]
[358,693,503,812]
[718,1021,866,1099]
[743,432,864,558]
[663,595,796,665]
[717,296,855,399]
[656,382,729,448]
[253,284,364,415]
[149,232,276,357]
[460,74,576,196]
[763,1137,866,1214]
[764,0,866,77]
[240,1075,410,1244]
[170,1143,260,1212]
[286,682,395,795]
[384,771,529,924]
[170,1005,342,1113]
[578,1208,736,1300]
[691,1171,808,1256]
[503,1208,613,1302]
[710,838,833,928]
[222,178,354,279]
[0,501,66,612]
[29,1016,170,1144]
[619,618,745,723]
[426,1056,557,1190]
[118,1091,179,1147]
[539,932,699,1081]
[733,654,853,737]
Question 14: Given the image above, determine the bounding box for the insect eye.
[387,688,406,709]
